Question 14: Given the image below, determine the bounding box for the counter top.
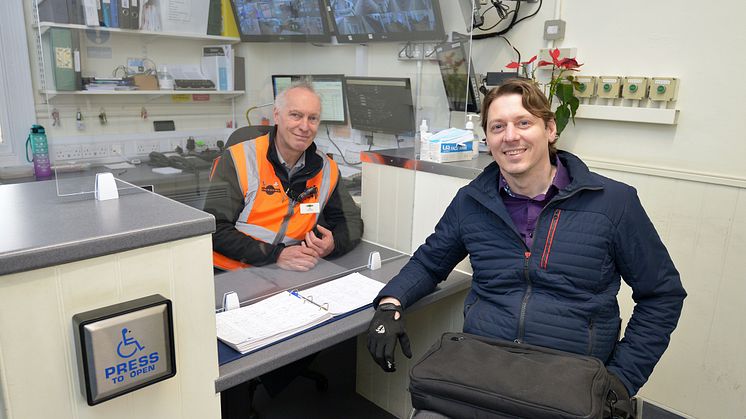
[0,180,215,276]
[360,146,494,180]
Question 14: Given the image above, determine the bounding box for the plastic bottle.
[419,119,431,161]
[157,65,175,90]
[465,115,479,159]
[25,124,52,179]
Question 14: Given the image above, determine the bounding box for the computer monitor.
[230,0,332,42]
[330,0,445,43]
[271,74,349,125]
[435,41,482,113]
[345,76,415,135]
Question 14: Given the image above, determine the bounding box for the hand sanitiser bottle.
[419,119,432,161]
[465,115,479,159]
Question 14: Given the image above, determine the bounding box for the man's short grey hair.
[274,78,322,113]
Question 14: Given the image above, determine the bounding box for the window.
[0,1,36,165]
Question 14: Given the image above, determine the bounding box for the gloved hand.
[606,372,634,419]
[367,303,412,372]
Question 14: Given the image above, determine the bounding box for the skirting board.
[575,105,679,125]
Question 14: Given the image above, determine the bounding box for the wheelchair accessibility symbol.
[117,328,145,358]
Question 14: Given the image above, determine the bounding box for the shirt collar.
[498,155,570,199]
[275,142,306,174]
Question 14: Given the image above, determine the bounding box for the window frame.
[0,1,36,165]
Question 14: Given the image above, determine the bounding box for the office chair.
[225,125,274,149]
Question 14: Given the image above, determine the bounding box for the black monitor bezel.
[230,0,333,43]
[345,76,415,135]
[329,0,446,44]
[435,41,481,114]
[271,74,349,125]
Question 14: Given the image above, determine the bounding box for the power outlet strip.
[54,144,83,161]
[81,143,109,159]
[135,141,161,155]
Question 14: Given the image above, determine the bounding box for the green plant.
[507,49,582,136]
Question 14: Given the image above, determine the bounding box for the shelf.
[35,22,241,43]
[575,105,679,125]
[39,90,245,101]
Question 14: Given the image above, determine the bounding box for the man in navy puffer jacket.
[366,79,686,415]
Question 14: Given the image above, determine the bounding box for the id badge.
[300,202,320,214]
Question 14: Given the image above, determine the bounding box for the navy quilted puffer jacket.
[377,151,686,395]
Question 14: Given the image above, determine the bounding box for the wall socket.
[54,144,83,161]
[110,143,124,157]
[398,43,438,61]
[135,141,161,155]
[80,143,109,159]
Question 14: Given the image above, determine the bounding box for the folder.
[47,28,76,91]
[82,0,100,26]
[206,0,222,36]
[37,0,70,24]
[67,0,84,24]
[130,0,140,29]
[96,0,104,24]
[215,272,384,354]
[220,0,239,38]
[119,0,130,29]
[109,0,119,28]
[101,0,111,26]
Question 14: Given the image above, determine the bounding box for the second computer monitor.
[271,74,348,125]
[345,76,415,136]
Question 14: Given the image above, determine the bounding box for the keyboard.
[174,79,216,90]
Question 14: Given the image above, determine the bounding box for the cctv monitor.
[271,74,348,125]
[345,76,415,135]
[230,0,332,42]
[435,41,482,113]
[330,0,445,43]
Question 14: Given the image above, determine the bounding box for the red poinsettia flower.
[506,55,537,69]
[538,48,583,70]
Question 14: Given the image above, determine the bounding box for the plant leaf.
[555,105,570,135]
[506,62,520,69]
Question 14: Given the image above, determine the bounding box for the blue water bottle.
[26,124,53,179]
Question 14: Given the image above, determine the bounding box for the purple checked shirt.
[498,156,571,249]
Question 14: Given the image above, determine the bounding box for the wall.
[0,236,220,419]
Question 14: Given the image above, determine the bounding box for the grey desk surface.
[0,180,215,276]
[214,241,472,392]
[361,147,494,180]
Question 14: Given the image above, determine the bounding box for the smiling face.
[485,93,557,186]
[273,86,321,164]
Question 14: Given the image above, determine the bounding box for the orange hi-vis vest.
[212,134,339,270]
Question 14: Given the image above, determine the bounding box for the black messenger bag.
[409,332,613,419]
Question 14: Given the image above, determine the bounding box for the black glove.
[605,373,634,419]
[367,303,412,372]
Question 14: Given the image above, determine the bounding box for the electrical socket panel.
[649,77,679,101]
[572,76,596,98]
[622,77,649,100]
[110,143,124,157]
[596,76,622,99]
[80,143,109,159]
[135,141,160,155]
[54,144,83,161]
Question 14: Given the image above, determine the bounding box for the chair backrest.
[225,125,273,148]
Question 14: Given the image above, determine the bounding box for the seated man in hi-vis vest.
[205,80,363,271]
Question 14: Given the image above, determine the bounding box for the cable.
[477,10,514,32]
[245,102,273,125]
[325,125,362,166]
[468,0,542,40]
[499,35,521,64]
[512,0,543,25]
